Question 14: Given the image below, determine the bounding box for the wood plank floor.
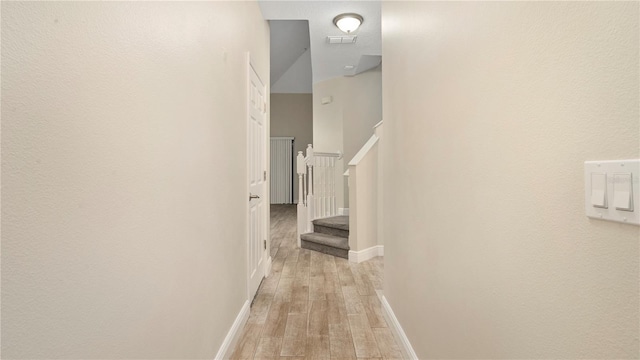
[230,204,402,360]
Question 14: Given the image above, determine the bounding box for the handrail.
[315,151,343,159]
[304,151,342,164]
[348,134,378,166]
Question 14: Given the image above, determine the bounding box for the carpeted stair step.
[312,216,349,238]
[300,232,349,259]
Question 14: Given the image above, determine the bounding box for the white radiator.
[270,137,294,204]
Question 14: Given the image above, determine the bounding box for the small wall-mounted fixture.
[333,13,363,34]
[321,96,333,105]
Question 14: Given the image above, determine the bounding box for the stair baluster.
[296,143,342,247]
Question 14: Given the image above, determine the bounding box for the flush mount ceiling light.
[333,13,363,34]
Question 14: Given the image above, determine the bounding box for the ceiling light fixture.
[333,13,363,34]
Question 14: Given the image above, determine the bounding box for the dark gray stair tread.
[313,223,349,238]
[301,240,348,259]
[313,216,349,231]
[300,232,349,250]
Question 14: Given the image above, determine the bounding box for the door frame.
[246,53,271,302]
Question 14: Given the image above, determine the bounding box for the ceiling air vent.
[327,35,357,44]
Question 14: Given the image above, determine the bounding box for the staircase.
[300,215,349,259]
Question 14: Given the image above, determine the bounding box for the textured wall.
[271,93,313,203]
[382,2,639,358]
[1,2,269,358]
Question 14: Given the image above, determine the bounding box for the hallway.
[231,205,401,359]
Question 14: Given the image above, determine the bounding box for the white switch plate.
[584,159,640,226]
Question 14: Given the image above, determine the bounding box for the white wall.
[348,137,379,252]
[375,123,384,247]
[382,1,639,358]
[313,77,346,209]
[343,68,383,172]
[271,94,313,203]
[1,2,269,358]
[313,69,382,208]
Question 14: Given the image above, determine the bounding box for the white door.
[247,59,267,300]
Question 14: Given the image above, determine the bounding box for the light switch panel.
[584,160,639,226]
[613,173,633,211]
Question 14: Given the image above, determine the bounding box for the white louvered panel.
[270,137,293,204]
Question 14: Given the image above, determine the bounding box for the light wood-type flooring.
[230,205,402,360]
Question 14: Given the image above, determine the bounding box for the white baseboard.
[214,300,250,360]
[266,256,272,277]
[338,208,349,215]
[348,245,383,263]
[377,291,418,360]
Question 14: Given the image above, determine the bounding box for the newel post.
[296,151,305,200]
[296,151,306,247]
[306,144,314,196]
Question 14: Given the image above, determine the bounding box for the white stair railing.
[296,144,342,247]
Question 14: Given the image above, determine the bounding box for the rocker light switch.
[591,173,607,208]
[613,173,633,211]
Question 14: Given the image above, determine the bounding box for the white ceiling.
[260,1,381,90]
